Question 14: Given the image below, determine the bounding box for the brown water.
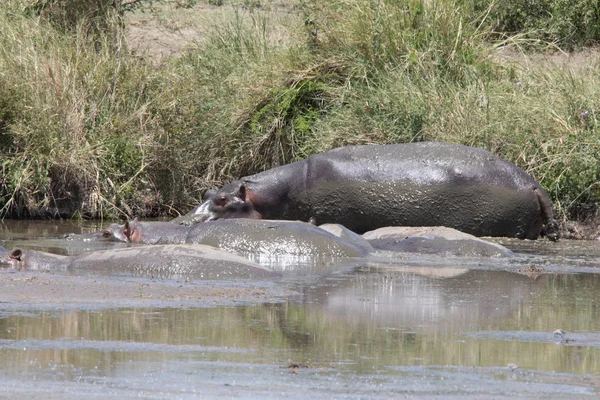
[0,220,599,399]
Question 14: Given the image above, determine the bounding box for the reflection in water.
[0,219,105,240]
[493,237,600,272]
[0,219,121,256]
[0,271,599,381]
[296,267,547,331]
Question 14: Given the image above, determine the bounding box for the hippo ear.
[203,189,217,201]
[123,221,135,242]
[9,250,22,261]
[236,184,247,201]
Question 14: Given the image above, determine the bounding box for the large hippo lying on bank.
[176,142,559,240]
[0,244,277,280]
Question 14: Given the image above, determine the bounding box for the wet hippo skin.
[100,219,371,265]
[179,142,559,240]
[0,244,277,280]
[317,223,375,254]
[363,226,516,257]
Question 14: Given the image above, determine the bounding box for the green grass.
[0,0,599,221]
[0,0,163,218]
[471,0,600,49]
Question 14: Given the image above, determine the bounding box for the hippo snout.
[190,201,215,222]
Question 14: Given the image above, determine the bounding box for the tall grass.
[0,0,599,221]
[0,0,163,218]
[471,0,600,49]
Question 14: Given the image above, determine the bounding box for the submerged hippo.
[177,142,559,240]
[363,226,516,257]
[0,244,277,280]
[98,219,372,268]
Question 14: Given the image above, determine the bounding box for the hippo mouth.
[191,201,217,222]
[0,246,14,267]
[183,195,259,224]
[0,256,13,267]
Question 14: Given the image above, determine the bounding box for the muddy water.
[0,220,599,399]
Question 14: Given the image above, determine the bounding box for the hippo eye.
[102,230,111,237]
[216,196,228,207]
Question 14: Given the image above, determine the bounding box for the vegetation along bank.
[0,0,599,232]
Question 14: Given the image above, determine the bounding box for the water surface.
[0,220,599,398]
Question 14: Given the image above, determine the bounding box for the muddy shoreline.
[560,217,600,240]
[0,270,292,310]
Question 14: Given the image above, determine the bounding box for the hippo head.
[190,182,262,222]
[102,219,143,243]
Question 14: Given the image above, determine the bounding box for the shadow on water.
[0,220,599,398]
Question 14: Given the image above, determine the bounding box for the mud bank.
[0,271,291,310]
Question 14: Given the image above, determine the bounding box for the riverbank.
[561,215,600,240]
[0,0,598,223]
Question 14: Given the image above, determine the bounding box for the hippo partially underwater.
[0,244,277,280]
[95,219,373,267]
[7,218,518,282]
[363,226,516,258]
[176,142,559,241]
[72,218,514,261]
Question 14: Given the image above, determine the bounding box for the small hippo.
[99,219,372,268]
[363,226,516,257]
[0,244,277,280]
[178,142,559,240]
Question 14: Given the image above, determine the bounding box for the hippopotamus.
[362,226,516,257]
[0,244,277,280]
[98,219,372,269]
[178,142,559,240]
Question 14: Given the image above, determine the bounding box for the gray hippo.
[95,219,372,269]
[176,142,559,240]
[362,226,515,257]
[0,244,277,280]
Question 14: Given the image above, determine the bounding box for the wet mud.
[0,272,288,310]
[0,220,599,399]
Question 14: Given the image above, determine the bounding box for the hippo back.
[278,142,550,237]
[185,219,370,269]
[69,244,277,280]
